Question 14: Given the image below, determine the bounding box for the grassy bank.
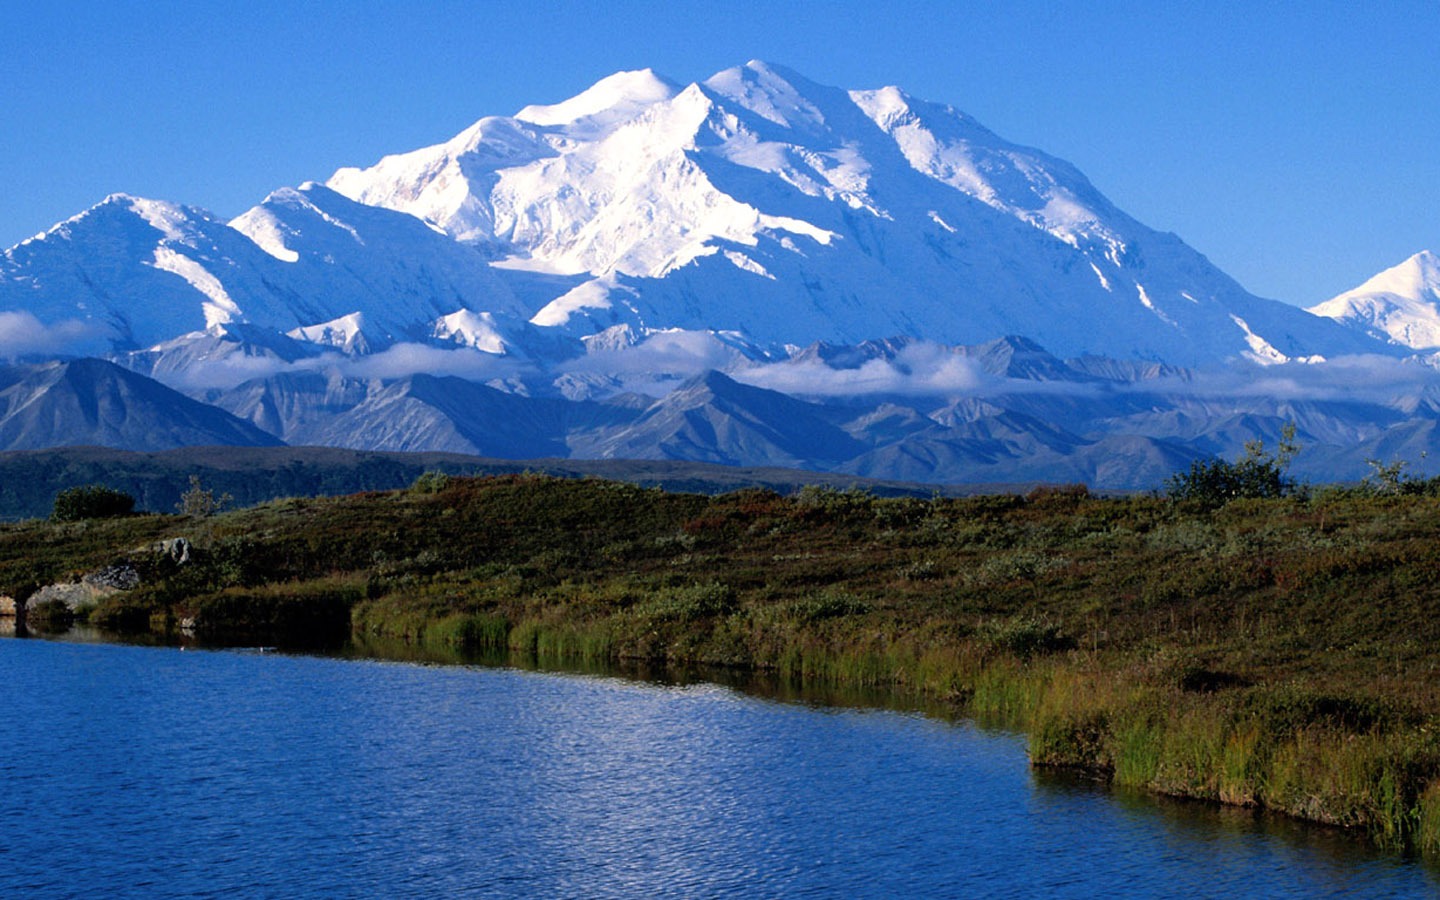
[6,474,1440,852]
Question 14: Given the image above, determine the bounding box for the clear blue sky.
[3,0,1436,306]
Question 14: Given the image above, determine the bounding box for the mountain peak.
[1336,251,1440,303]
[8,62,1395,372]
[1383,250,1440,295]
[1309,250,1440,349]
[702,60,829,130]
[514,68,679,127]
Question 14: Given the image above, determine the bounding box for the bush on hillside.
[177,475,232,517]
[1166,425,1299,507]
[51,484,136,522]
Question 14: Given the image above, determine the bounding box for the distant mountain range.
[2,62,1438,490]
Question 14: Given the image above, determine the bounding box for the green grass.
[9,473,1440,852]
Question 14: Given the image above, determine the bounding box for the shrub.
[1025,484,1091,506]
[25,598,74,632]
[51,484,135,521]
[1361,455,1430,496]
[1166,425,1299,507]
[177,475,232,517]
[978,615,1075,659]
[972,550,1069,598]
[410,470,451,494]
[636,582,736,621]
[788,590,870,623]
[792,485,874,518]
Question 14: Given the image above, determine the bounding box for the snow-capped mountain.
[328,61,1378,365]
[0,184,534,360]
[1309,251,1440,350]
[1,194,292,355]
[2,62,1391,371]
[0,62,1432,489]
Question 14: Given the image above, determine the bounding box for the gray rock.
[84,564,141,591]
[159,537,193,565]
[139,536,193,565]
[28,581,118,611]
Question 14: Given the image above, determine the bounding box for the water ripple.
[0,639,1434,898]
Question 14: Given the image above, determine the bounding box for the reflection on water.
[3,631,1437,897]
[342,631,968,721]
[1032,769,1426,893]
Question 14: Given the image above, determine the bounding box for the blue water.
[1,637,1435,898]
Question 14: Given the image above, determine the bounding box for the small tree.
[177,475,232,517]
[1166,424,1300,507]
[409,470,450,494]
[51,484,136,521]
[1362,452,1427,495]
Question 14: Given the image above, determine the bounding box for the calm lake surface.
[2,636,1436,898]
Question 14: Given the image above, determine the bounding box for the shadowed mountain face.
[0,358,281,451]
[5,338,1440,490]
[570,370,868,468]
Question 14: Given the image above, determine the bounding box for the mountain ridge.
[0,63,1431,489]
[324,60,1379,364]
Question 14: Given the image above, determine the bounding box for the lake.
[1,636,1435,897]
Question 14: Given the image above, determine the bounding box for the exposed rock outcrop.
[13,536,193,625]
[28,579,127,611]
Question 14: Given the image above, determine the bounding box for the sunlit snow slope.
[0,61,1389,369]
[1309,251,1440,350]
[328,61,1378,365]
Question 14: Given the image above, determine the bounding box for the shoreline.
[6,474,1440,854]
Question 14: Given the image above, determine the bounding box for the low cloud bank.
[138,327,1440,419]
[733,341,985,397]
[0,312,107,360]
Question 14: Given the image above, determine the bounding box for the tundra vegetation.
[7,468,1440,856]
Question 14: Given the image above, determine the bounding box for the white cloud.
[1149,354,1440,404]
[0,312,107,359]
[566,329,746,377]
[734,341,985,397]
[339,342,534,382]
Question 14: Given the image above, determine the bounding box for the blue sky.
[2,0,1436,306]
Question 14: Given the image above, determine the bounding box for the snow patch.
[723,250,773,279]
[290,312,372,353]
[531,277,640,329]
[757,213,836,246]
[149,248,241,327]
[431,309,508,354]
[1229,314,1290,365]
[126,196,192,242]
[849,86,914,130]
[230,207,300,262]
